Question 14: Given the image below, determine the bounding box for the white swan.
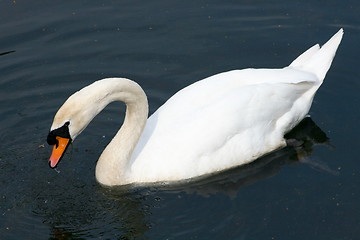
[47,29,343,186]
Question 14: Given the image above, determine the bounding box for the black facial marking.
[47,122,72,146]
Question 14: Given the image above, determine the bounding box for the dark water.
[1,0,359,239]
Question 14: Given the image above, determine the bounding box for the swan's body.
[47,29,343,186]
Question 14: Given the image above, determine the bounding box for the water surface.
[0,0,359,239]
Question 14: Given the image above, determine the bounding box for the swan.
[47,29,343,186]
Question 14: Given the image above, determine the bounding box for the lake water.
[0,0,359,239]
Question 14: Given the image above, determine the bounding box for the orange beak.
[49,136,70,168]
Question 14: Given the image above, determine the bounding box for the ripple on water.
[0,0,359,239]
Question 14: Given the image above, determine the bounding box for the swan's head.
[47,85,104,168]
[47,121,72,168]
[46,78,148,168]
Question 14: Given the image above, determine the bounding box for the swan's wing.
[149,68,318,125]
[131,68,318,181]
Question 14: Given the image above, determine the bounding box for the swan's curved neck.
[92,78,149,186]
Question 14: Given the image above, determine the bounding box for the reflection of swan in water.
[47,29,343,186]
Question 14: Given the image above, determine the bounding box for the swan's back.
[129,29,343,183]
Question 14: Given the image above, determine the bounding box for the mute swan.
[47,29,343,186]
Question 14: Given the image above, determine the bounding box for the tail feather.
[290,44,320,68]
[289,28,344,82]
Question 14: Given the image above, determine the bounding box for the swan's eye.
[65,121,70,126]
